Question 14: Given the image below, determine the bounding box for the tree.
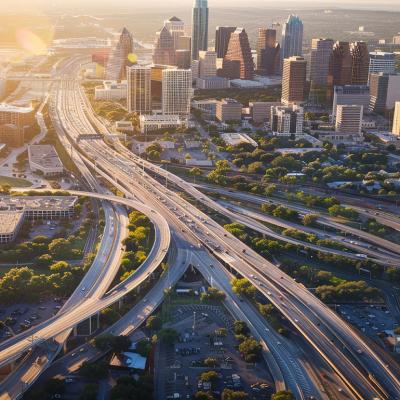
[135,340,152,357]
[100,307,120,325]
[79,383,98,400]
[146,315,162,331]
[394,326,400,335]
[221,389,248,400]
[303,214,318,227]
[272,390,295,400]
[194,391,215,400]
[238,337,262,362]
[231,278,256,298]
[79,361,108,380]
[233,321,249,336]
[204,357,218,367]
[200,370,219,382]
[157,328,179,344]
[112,335,131,353]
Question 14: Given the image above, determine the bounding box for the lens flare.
[16,29,48,55]
[128,53,138,64]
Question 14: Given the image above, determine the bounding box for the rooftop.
[0,196,78,212]
[0,103,34,114]
[28,145,63,170]
[0,211,24,235]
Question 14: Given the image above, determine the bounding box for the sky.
[1,0,400,12]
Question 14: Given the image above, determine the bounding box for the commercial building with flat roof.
[196,76,230,89]
[281,56,307,104]
[216,98,242,122]
[249,101,282,123]
[221,132,258,147]
[94,80,127,101]
[28,145,64,177]
[271,104,304,135]
[332,85,370,119]
[335,104,363,134]
[0,196,77,220]
[0,103,35,128]
[139,114,186,134]
[369,52,396,76]
[0,211,24,244]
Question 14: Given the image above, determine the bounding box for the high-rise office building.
[222,28,254,80]
[332,85,370,119]
[271,104,304,135]
[162,69,192,116]
[328,42,352,88]
[310,38,334,86]
[335,104,363,134]
[369,52,396,75]
[393,35,400,45]
[369,73,389,113]
[393,102,400,135]
[215,26,236,58]
[153,26,175,66]
[281,15,303,60]
[198,50,217,78]
[281,56,307,104]
[350,41,370,85]
[175,50,191,69]
[385,74,400,110]
[126,66,152,114]
[256,28,280,76]
[191,0,209,60]
[164,16,185,49]
[150,64,175,108]
[105,27,134,80]
[177,36,191,51]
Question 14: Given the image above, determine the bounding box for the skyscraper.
[350,41,370,85]
[215,26,236,59]
[281,15,303,60]
[393,102,400,136]
[164,16,185,49]
[328,41,352,88]
[310,38,334,86]
[105,27,134,80]
[281,56,307,104]
[198,50,217,78]
[162,69,193,116]
[222,28,254,80]
[153,26,175,66]
[127,66,152,114]
[192,0,209,60]
[369,72,389,113]
[256,28,281,76]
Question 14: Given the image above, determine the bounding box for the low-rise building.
[0,103,35,128]
[0,196,77,220]
[196,77,230,89]
[115,120,134,133]
[28,145,64,177]
[271,104,304,135]
[316,131,364,146]
[249,101,282,123]
[94,80,127,101]
[139,114,186,134]
[221,132,258,147]
[216,98,242,122]
[192,99,217,118]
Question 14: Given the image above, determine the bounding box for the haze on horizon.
[1,0,400,13]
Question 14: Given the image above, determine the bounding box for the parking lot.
[155,304,273,400]
[337,304,397,344]
[0,298,66,341]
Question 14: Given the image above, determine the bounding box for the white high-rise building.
[393,102,400,136]
[162,68,193,116]
[271,104,304,135]
[198,50,217,78]
[127,66,152,114]
[335,104,363,134]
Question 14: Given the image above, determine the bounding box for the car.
[71,353,76,357]
[143,298,147,302]
[276,341,281,345]
[79,347,86,353]
[265,328,270,332]
[81,287,86,291]
[65,378,74,383]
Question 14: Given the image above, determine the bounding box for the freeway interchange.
[1,56,400,400]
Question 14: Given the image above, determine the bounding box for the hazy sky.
[1,0,400,12]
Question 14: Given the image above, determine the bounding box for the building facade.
[335,104,363,134]
[393,102,400,135]
[198,50,217,78]
[127,66,152,114]
[332,85,370,119]
[350,41,370,85]
[310,38,334,86]
[328,41,352,88]
[222,28,254,80]
[162,69,192,116]
[281,56,307,104]
[256,28,280,76]
[153,26,175,66]
[216,98,242,122]
[369,52,396,76]
[271,104,304,135]
[191,0,209,60]
[94,80,127,101]
[369,72,389,113]
[281,15,303,60]
[215,26,236,59]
